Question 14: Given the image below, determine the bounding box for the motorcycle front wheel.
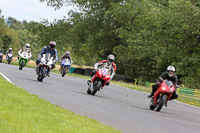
[61,66,66,77]
[37,67,47,82]
[156,95,167,112]
[91,80,102,95]
[8,58,11,64]
[19,61,24,70]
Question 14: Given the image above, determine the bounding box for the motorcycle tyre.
[91,80,102,95]
[37,67,46,82]
[156,95,167,112]
[19,61,24,70]
[61,66,66,77]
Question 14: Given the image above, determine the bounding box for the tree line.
[0,0,200,89]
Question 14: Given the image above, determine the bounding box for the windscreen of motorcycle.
[20,51,28,58]
[62,59,71,66]
[45,53,51,61]
[165,80,173,87]
[102,69,109,76]
[8,53,13,57]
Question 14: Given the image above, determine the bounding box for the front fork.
[153,94,169,106]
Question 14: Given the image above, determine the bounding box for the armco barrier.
[69,67,76,73]
[70,67,136,82]
[177,87,200,99]
[179,87,194,97]
[145,81,200,99]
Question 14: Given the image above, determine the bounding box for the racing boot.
[87,80,93,94]
[148,90,156,98]
[148,91,154,98]
[35,66,39,75]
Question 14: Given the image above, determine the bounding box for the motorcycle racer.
[6,48,14,61]
[59,51,72,72]
[17,43,32,61]
[36,41,58,76]
[87,54,117,89]
[148,66,179,101]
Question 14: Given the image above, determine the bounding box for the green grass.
[0,76,121,133]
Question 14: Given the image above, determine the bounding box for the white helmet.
[107,54,115,64]
[65,51,70,55]
[167,66,175,77]
[25,43,30,49]
[9,48,12,51]
[49,41,56,48]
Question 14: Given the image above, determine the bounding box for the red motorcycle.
[87,68,110,95]
[149,80,175,112]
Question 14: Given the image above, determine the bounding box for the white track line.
[0,72,14,84]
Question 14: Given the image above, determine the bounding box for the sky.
[0,0,74,22]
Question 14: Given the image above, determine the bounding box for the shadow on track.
[70,90,111,99]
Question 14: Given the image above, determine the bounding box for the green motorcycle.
[18,51,32,70]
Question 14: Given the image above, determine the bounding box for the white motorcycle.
[0,52,3,63]
[61,58,71,77]
[36,53,54,82]
[7,52,13,64]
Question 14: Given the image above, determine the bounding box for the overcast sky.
[0,0,73,22]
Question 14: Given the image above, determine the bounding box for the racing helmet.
[166,66,175,77]
[107,54,115,64]
[65,51,70,56]
[25,43,30,50]
[49,41,56,48]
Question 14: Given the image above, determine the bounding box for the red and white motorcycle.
[87,68,111,95]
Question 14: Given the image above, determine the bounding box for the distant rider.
[0,49,3,62]
[18,43,32,61]
[148,66,179,101]
[87,54,117,90]
[6,48,14,61]
[59,51,73,73]
[36,41,58,76]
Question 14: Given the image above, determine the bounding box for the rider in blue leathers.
[36,41,58,76]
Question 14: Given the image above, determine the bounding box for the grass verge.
[0,76,121,133]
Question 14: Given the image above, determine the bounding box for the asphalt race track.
[1,63,200,133]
